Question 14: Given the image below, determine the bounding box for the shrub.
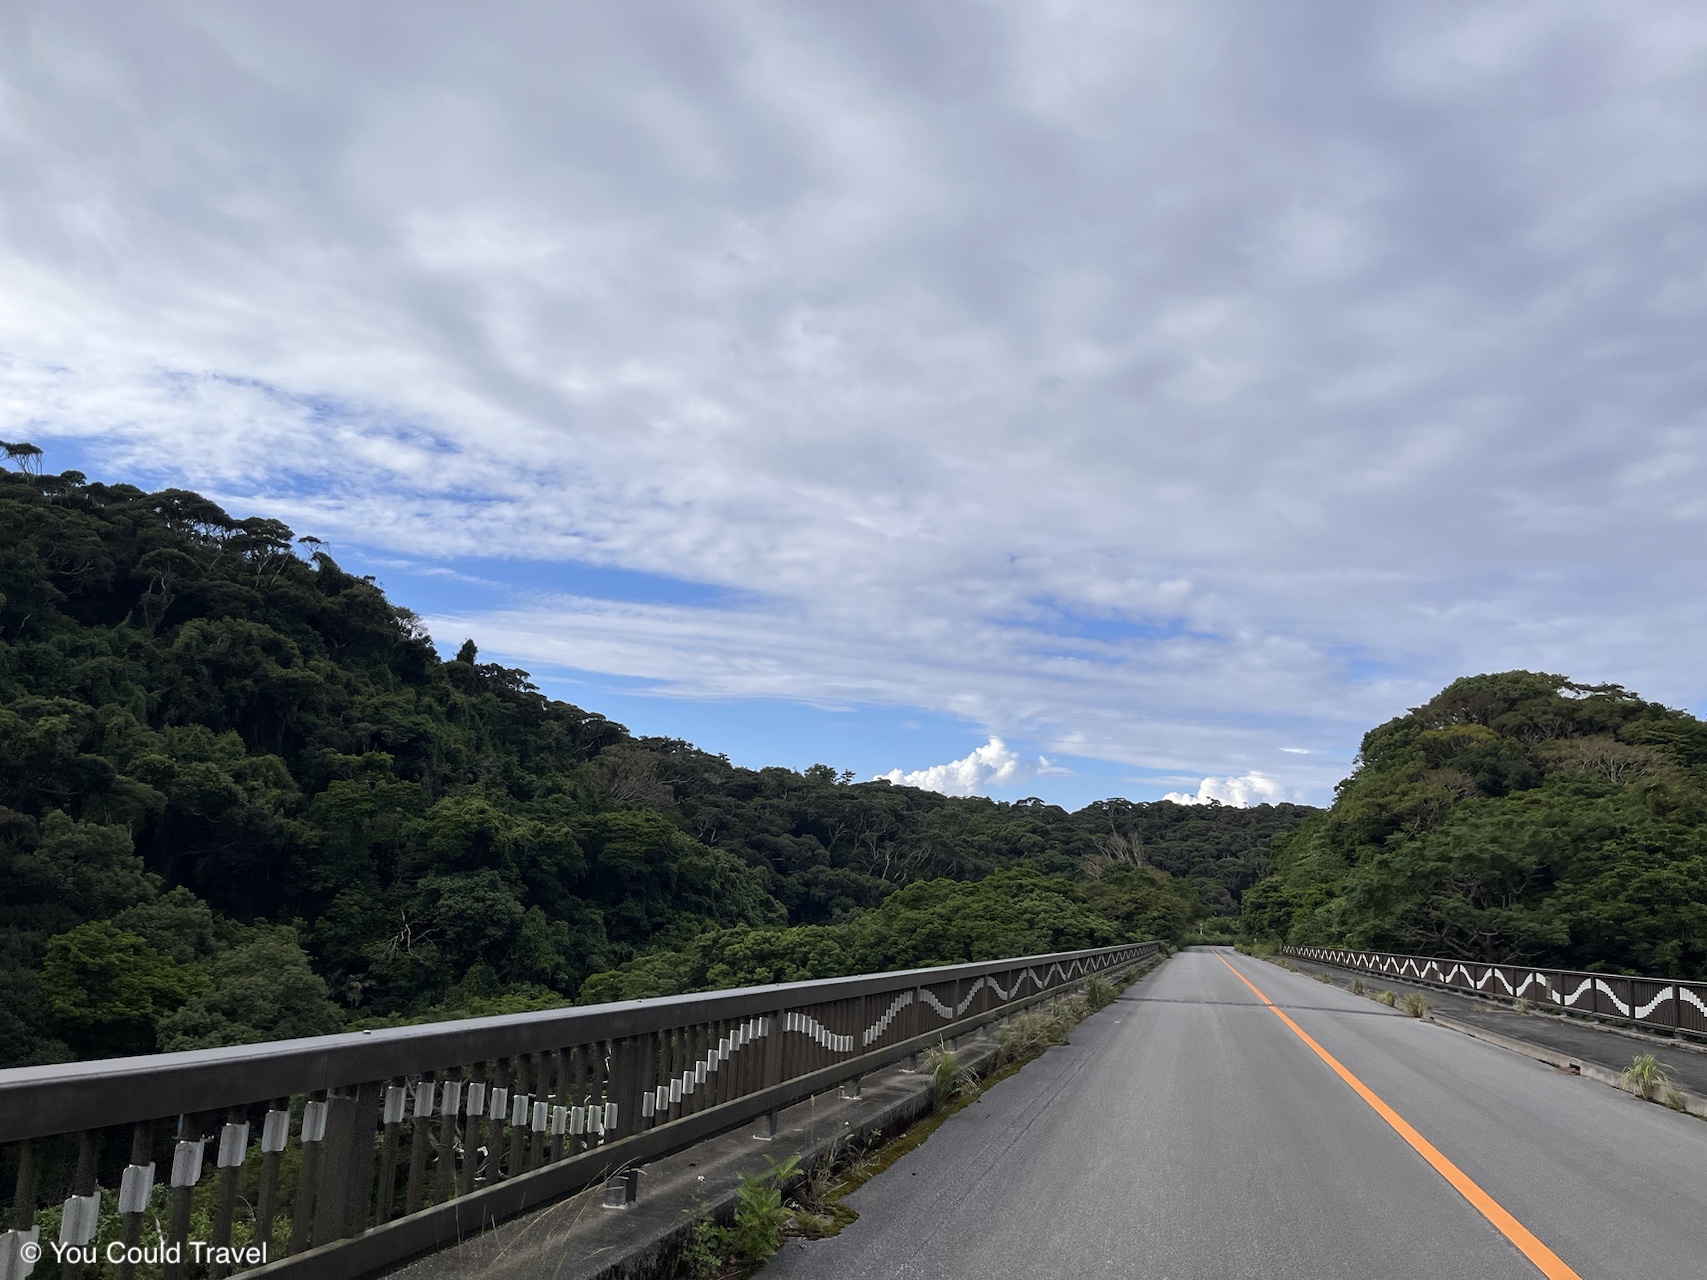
[677,1154,800,1275]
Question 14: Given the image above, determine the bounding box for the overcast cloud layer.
[4,1,1706,804]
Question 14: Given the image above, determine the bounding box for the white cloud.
[879,737,1042,798]
[4,4,1707,802]
[1164,773,1287,808]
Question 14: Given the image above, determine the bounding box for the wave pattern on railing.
[1286,945,1707,1037]
[0,941,1158,1280]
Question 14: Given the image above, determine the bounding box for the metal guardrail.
[0,941,1157,1280]
[1286,945,1707,1040]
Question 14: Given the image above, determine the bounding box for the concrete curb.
[387,953,1168,1280]
[1426,1011,1707,1120]
[384,1041,992,1280]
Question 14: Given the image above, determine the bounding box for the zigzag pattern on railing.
[559,955,1147,1119]
[645,1016,771,1117]
[1286,944,1707,1037]
[0,940,1160,1280]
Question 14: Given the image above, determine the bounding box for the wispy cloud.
[5,3,1707,803]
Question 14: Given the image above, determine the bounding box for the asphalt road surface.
[764,948,1705,1280]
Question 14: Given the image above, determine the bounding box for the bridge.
[0,943,1155,1279]
[2,942,1704,1279]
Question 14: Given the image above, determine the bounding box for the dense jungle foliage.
[0,459,1312,1066]
[1242,671,1707,978]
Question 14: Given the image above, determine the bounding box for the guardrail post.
[312,1088,358,1245]
[604,1041,627,1142]
[116,1121,152,1280]
[506,1058,531,1175]
[290,1091,330,1254]
[754,1009,784,1140]
[60,1128,98,1280]
[347,1082,382,1235]
[164,1115,209,1280]
[254,1102,288,1251]
[460,1068,486,1195]
[7,1137,36,1237]
[403,1077,433,1215]
[207,1112,246,1280]
[488,1059,513,1176]
[375,1082,406,1224]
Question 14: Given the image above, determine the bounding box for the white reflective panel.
[117,1163,155,1215]
[261,1110,290,1154]
[216,1122,250,1169]
[169,1139,205,1189]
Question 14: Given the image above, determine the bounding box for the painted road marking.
[1216,952,1580,1280]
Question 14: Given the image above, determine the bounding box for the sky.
[4,1,1706,808]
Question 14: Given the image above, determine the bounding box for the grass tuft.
[1313,971,1333,985]
[1375,990,1398,1007]
[1349,978,1366,996]
[924,1044,979,1111]
[1401,992,1433,1018]
[1622,1052,1675,1103]
[1083,974,1119,1010]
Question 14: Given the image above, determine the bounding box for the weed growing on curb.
[1514,997,1532,1014]
[1401,993,1433,1018]
[1084,974,1118,1010]
[675,1155,801,1277]
[925,1044,978,1111]
[993,1006,1071,1067]
[1622,1052,1675,1103]
[1313,971,1333,985]
[1350,978,1366,995]
[1376,990,1398,1007]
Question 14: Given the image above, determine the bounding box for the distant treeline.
[0,459,1312,1066]
[1244,671,1707,978]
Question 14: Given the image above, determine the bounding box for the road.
[764,947,1706,1280]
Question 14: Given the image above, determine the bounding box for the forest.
[1242,670,1707,978]
[0,457,1311,1067]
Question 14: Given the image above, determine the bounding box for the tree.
[159,933,345,1050]
[42,922,207,1057]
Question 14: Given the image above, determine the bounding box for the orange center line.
[1214,951,1580,1280]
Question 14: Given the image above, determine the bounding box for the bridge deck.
[765,948,1705,1279]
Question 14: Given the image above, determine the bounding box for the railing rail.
[0,941,1158,1280]
[1286,944,1707,1041]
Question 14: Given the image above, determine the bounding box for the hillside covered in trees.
[0,457,1312,1066]
[1243,672,1707,978]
